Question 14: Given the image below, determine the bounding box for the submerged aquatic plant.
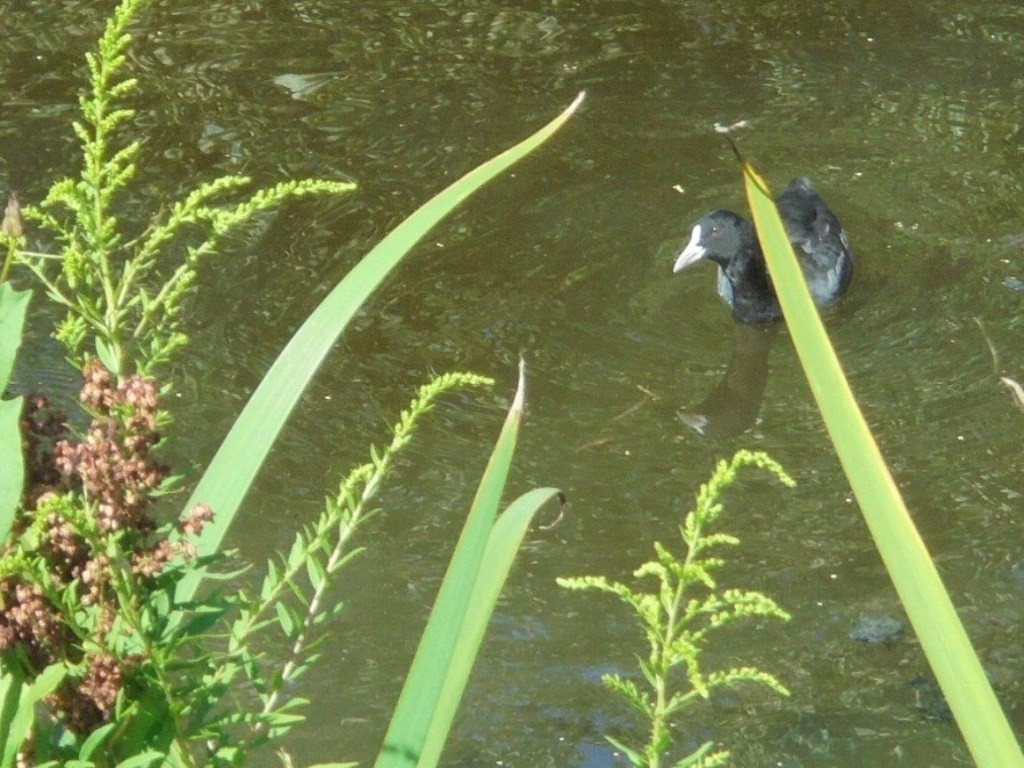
[559,450,793,768]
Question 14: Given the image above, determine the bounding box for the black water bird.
[673,178,854,324]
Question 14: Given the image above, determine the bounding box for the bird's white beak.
[672,224,705,273]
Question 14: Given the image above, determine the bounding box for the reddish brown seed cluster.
[54,358,165,536]
[1,359,214,734]
[21,394,69,495]
[48,651,133,735]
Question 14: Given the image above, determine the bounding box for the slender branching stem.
[559,450,795,767]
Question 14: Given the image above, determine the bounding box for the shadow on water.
[677,322,779,439]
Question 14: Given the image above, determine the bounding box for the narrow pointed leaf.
[79,722,116,759]
[0,397,23,546]
[0,667,25,765]
[175,92,585,606]
[375,362,534,768]
[417,486,562,768]
[740,158,1024,768]
[0,284,30,546]
[4,663,66,766]
[0,283,30,391]
[275,601,296,638]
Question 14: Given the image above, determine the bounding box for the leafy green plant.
[0,0,584,764]
[17,0,353,379]
[376,362,562,768]
[735,148,1024,767]
[559,450,793,768]
[191,370,511,765]
[0,364,513,766]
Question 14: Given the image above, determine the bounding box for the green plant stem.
[560,451,792,768]
[0,241,15,283]
[646,570,694,768]
[106,551,196,768]
[232,372,493,745]
[250,490,363,737]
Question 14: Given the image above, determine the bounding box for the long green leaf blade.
[417,486,562,768]
[175,93,585,604]
[0,284,30,546]
[740,160,1024,768]
[5,662,66,766]
[0,666,25,766]
[0,284,29,392]
[374,362,530,768]
[0,398,23,547]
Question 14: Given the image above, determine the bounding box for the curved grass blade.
[415,486,562,768]
[375,363,559,768]
[738,155,1024,768]
[0,284,30,546]
[175,93,586,604]
[0,284,29,392]
[0,662,66,767]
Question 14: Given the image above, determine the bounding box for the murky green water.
[4,1,1024,766]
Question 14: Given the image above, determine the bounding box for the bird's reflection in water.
[678,323,779,439]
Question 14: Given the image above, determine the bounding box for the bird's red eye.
[710,226,721,236]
